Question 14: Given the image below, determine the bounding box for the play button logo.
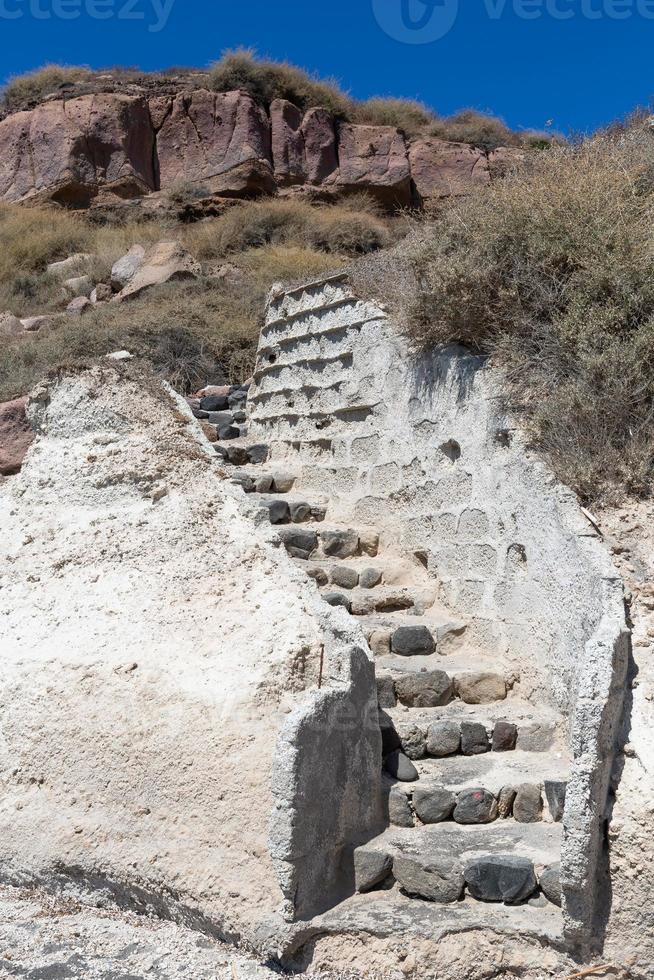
[372,0,459,43]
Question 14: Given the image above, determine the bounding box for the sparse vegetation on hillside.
[407,130,654,503]
[1,65,92,113]
[0,196,398,401]
[352,97,436,136]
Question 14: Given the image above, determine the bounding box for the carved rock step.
[276,523,380,561]
[250,493,328,525]
[320,584,437,617]
[382,698,563,754]
[228,468,298,494]
[215,439,270,466]
[354,822,562,908]
[360,615,469,659]
[296,557,386,591]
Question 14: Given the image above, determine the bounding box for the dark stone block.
[426,720,461,757]
[384,750,419,782]
[492,721,518,752]
[218,425,240,441]
[200,395,230,411]
[394,854,464,904]
[391,626,435,657]
[323,592,352,612]
[320,529,360,558]
[266,499,290,524]
[464,855,537,904]
[544,780,567,823]
[460,721,490,756]
[394,670,453,708]
[513,784,543,824]
[413,787,456,824]
[354,848,393,892]
[453,788,498,825]
[277,527,317,560]
[247,444,269,464]
[540,863,562,907]
[289,501,313,523]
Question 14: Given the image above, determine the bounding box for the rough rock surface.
[0,365,381,952]
[409,138,490,202]
[114,241,201,301]
[0,396,33,475]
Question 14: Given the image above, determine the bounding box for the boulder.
[393,854,464,904]
[453,788,498,825]
[111,245,146,291]
[394,670,453,708]
[384,750,419,782]
[464,856,537,904]
[320,528,360,558]
[66,296,92,317]
[396,722,426,760]
[0,312,24,337]
[277,527,318,560]
[354,847,393,893]
[359,567,382,589]
[20,316,53,333]
[539,863,562,907]
[409,139,490,203]
[200,393,230,412]
[0,95,155,205]
[0,397,33,475]
[492,721,518,752]
[387,786,415,826]
[456,672,507,704]
[289,501,313,524]
[336,124,412,208]
[323,592,352,612]
[47,253,94,278]
[391,625,435,656]
[114,241,201,302]
[460,721,490,756]
[265,500,290,525]
[413,787,456,824]
[513,784,543,823]
[154,90,274,197]
[426,720,461,757]
[330,565,359,590]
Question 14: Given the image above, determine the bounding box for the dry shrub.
[429,109,519,151]
[407,131,654,503]
[353,97,435,136]
[1,65,92,112]
[209,49,352,118]
[187,198,390,259]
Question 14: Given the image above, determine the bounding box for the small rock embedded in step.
[354,847,394,893]
[513,783,543,823]
[359,567,382,589]
[369,628,391,657]
[497,785,517,819]
[394,670,453,708]
[453,788,498,824]
[492,721,518,752]
[460,721,490,755]
[247,444,269,464]
[413,787,456,824]
[539,863,562,906]
[391,625,435,657]
[289,501,313,523]
[393,854,464,904]
[201,394,230,412]
[323,592,352,612]
[464,855,537,904]
[543,780,567,822]
[218,425,240,441]
[254,474,274,493]
[277,527,318,559]
[426,720,461,757]
[396,722,426,760]
[376,674,396,709]
[271,471,295,493]
[266,500,290,525]
[384,750,419,782]
[330,565,359,589]
[456,672,507,704]
[306,565,329,587]
[387,786,415,826]
[320,528,360,558]
[230,473,255,493]
[359,530,380,557]
[207,411,234,427]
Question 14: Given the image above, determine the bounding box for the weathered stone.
[271,471,295,493]
[230,473,255,493]
[306,566,329,587]
[0,95,155,205]
[461,721,490,756]
[492,721,518,752]
[384,750,419,783]
[0,311,23,336]
[224,445,249,465]
[155,90,273,196]
[66,296,92,317]
[330,565,359,590]
[540,863,562,907]
[396,722,426,760]
[302,107,339,184]
[464,856,537,904]
[111,244,146,290]
[354,847,393,893]
[409,138,490,203]
[323,592,352,612]
[63,274,93,298]
[369,629,391,657]
[426,720,461,757]
[513,784,543,824]
[277,527,317,560]
[376,675,396,709]
[115,241,201,302]
[388,786,414,826]
[90,283,113,304]
[270,99,305,185]
[20,315,53,333]
[201,394,230,412]
[200,422,218,443]
[391,626,435,657]
[0,397,33,476]
[497,786,517,819]
[359,531,380,557]
[394,670,453,709]
[544,780,567,823]
[266,499,290,525]
[453,788,498,825]
[320,529,359,558]
[253,475,274,493]
[413,787,456,824]
[393,854,464,904]
[337,124,412,208]
[456,672,507,704]
[516,722,556,752]
[247,444,269,464]
[289,501,313,524]
[359,567,382,589]
[48,253,94,278]
[218,425,240,441]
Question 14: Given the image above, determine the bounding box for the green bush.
[407,132,654,502]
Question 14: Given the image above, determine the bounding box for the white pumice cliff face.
[0,274,643,980]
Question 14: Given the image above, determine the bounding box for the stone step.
[359,614,469,660]
[320,584,437,617]
[354,822,562,908]
[250,493,328,526]
[228,469,298,494]
[276,524,380,562]
[383,698,563,754]
[215,440,270,466]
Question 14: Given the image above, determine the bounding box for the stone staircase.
[194,359,569,930]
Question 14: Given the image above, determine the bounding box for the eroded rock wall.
[0,365,381,951]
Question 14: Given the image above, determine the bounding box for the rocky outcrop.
[113,240,201,301]
[0,396,33,475]
[0,90,518,209]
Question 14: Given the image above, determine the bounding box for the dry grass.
[1,65,92,113]
[407,129,654,503]
[353,98,436,136]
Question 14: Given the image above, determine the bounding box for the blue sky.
[0,0,652,135]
